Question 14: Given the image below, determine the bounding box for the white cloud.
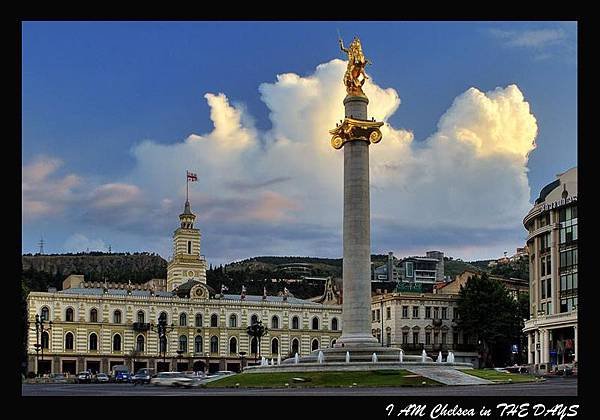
[63,233,108,253]
[489,28,567,49]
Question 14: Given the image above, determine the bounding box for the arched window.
[113,310,122,324]
[271,316,279,329]
[187,241,191,254]
[136,335,145,352]
[41,331,49,349]
[179,335,187,353]
[89,333,98,351]
[159,312,168,323]
[90,308,98,323]
[195,313,203,327]
[312,317,319,330]
[291,338,299,355]
[210,336,218,353]
[210,314,218,327]
[271,338,279,355]
[229,337,237,354]
[65,332,74,350]
[331,317,339,331]
[65,308,74,322]
[311,339,319,351]
[137,311,145,324]
[113,334,122,351]
[229,314,237,328]
[41,306,50,321]
[180,313,187,326]
[194,335,203,353]
[251,314,259,325]
[251,337,258,355]
[292,316,299,329]
[331,339,337,348]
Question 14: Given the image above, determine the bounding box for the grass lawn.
[206,370,441,388]
[462,369,538,383]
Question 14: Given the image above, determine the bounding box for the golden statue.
[339,36,371,97]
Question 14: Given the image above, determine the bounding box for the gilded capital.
[329,117,383,149]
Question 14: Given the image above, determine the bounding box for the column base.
[334,333,379,348]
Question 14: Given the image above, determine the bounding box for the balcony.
[133,322,151,332]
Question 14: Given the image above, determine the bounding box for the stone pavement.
[405,367,491,385]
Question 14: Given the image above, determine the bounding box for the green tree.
[457,273,522,367]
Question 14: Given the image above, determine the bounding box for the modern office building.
[522,167,577,373]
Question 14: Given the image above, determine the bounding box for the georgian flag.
[187,171,198,182]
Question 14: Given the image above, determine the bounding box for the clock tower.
[166,199,207,291]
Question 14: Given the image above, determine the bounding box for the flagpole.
[186,172,189,203]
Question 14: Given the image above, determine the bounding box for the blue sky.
[22,21,577,263]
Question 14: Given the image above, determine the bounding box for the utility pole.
[38,237,45,255]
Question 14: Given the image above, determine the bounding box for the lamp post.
[31,314,52,376]
[176,350,184,371]
[150,315,175,370]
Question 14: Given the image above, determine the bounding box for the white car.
[150,372,200,388]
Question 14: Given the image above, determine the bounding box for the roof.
[59,288,174,297]
[220,293,321,306]
[535,179,560,204]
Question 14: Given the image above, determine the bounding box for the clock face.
[195,288,203,297]
[188,270,195,277]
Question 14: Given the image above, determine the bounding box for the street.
[21,376,576,396]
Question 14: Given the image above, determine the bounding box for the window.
[547,279,552,299]
[546,256,551,276]
[425,332,431,345]
[434,332,439,344]
[113,310,122,324]
[179,335,187,353]
[387,307,392,319]
[137,335,145,352]
[312,317,319,330]
[251,337,258,355]
[441,308,447,320]
[159,312,168,323]
[137,311,145,324]
[560,249,578,270]
[65,308,74,322]
[402,306,408,318]
[179,313,187,326]
[541,257,546,277]
[372,310,376,321]
[210,336,218,353]
[211,314,218,327]
[229,314,237,328]
[331,318,339,331]
[291,338,299,355]
[412,306,419,318]
[376,310,380,321]
[195,313,203,327]
[433,307,439,319]
[540,232,551,253]
[413,331,419,344]
[229,337,237,354]
[425,307,431,319]
[271,338,279,355]
[194,335,203,353]
[442,332,447,345]
[113,334,121,351]
[541,280,546,299]
[453,332,459,345]
[311,339,319,351]
[65,332,74,350]
[292,316,299,329]
[89,333,98,351]
[90,308,98,323]
[41,331,49,349]
[453,309,460,320]
[386,332,391,346]
[406,261,414,278]
[402,332,408,344]
[547,302,553,315]
[271,316,279,329]
[41,306,50,321]
[187,241,191,254]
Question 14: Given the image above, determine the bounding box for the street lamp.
[30,314,52,376]
[176,350,184,370]
[149,315,175,369]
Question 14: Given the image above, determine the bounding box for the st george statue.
[339,36,371,97]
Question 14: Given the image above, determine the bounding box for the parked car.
[76,371,93,383]
[150,372,201,388]
[95,373,110,383]
[111,365,131,383]
[49,373,67,383]
[131,368,155,385]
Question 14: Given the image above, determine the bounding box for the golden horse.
[339,37,371,96]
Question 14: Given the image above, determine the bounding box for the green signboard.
[395,282,423,293]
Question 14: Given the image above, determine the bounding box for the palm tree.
[246,320,268,363]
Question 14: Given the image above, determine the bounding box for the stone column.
[540,329,548,364]
[337,95,378,347]
[533,331,539,365]
[573,325,577,362]
[527,333,533,364]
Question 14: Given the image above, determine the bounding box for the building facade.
[371,251,445,285]
[26,200,342,375]
[370,292,479,367]
[522,167,577,373]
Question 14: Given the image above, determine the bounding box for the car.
[150,372,201,388]
[115,370,131,383]
[49,373,67,383]
[76,371,93,383]
[214,370,235,376]
[95,373,110,383]
[131,368,155,385]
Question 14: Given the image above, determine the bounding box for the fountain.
[277,353,281,365]
[271,358,274,366]
[448,352,455,363]
[294,353,299,364]
[372,353,378,363]
[422,349,427,363]
[437,352,443,363]
[318,351,324,364]
[346,351,350,363]
[399,349,403,364]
